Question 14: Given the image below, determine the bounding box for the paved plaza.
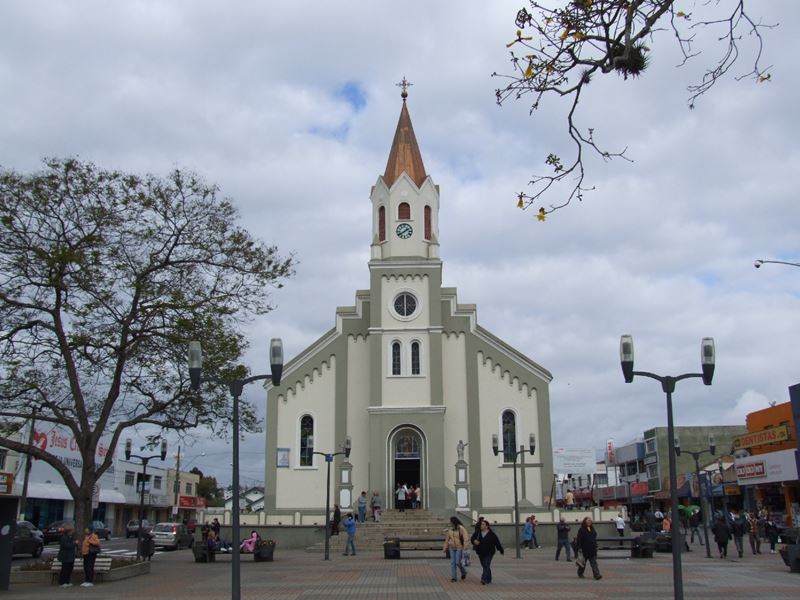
[6,546,798,599]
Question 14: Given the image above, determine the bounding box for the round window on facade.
[393,293,417,317]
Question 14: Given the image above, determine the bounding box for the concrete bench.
[383,537,449,559]
[50,556,113,584]
[596,536,654,559]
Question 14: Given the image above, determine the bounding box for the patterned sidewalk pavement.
[6,544,798,599]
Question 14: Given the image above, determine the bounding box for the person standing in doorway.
[357,491,368,524]
[575,517,602,580]
[555,517,571,561]
[442,516,469,582]
[471,518,504,585]
[343,513,357,556]
[57,524,77,587]
[395,483,407,512]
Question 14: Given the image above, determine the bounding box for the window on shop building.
[185,482,192,495]
[125,471,135,486]
[646,464,658,479]
[645,438,656,454]
[153,476,162,490]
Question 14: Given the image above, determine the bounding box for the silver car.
[151,522,194,550]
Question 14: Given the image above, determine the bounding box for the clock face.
[396,223,413,239]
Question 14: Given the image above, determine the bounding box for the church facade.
[264,95,553,523]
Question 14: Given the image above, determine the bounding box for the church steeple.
[382,83,427,189]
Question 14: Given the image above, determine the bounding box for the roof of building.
[382,101,427,188]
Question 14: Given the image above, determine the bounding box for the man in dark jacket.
[57,524,77,587]
[576,517,602,580]
[712,516,731,558]
[555,517,571,561]
[470,519,504,585]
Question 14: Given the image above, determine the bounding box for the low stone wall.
[10,560,151,585]
[203,525,325,550]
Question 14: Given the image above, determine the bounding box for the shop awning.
[20,483,127,504]
[99,489,126,504]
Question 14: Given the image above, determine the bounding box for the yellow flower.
[537,207,546,221]
[524,62,534,79]
[758,73,771,83]
[676,11,686,18]
[516,195,525,209]
[573,32,586,41]
[559,30,569,41]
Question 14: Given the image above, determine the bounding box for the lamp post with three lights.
[492,433,536,559]
[187,338,283,600]
[620,335,715,600]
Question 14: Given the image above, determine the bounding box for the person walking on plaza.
[764,515,779,554]
[555,517,571,561]
[471,518,504,585]
[370,491,382,522]
[57,524,77,587]
[522,517,533,549]
[343,513,357,556]
[614,512,626,545]
[443,516,470,582]
[530,515,540,548]
[357,490,368,524]
[689,509,703,545]
[80,525,101,587]
[747,512,761,554]
[730,510,746,558]
[712,515,731,558]
[575,517,602,580]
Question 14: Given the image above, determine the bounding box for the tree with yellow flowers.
[496,1,775,220]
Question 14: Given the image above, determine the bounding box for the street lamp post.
[125,438,167,560]
[188,338,284,600]
[673,435,716,558]
[492,433,536,559]
[717,459,730,521]
[754,259,800,269]
[619,335,715,600]
[311,437,352,561]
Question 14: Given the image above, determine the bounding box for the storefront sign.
[733,425,789,450]
[0,472,13,494]
[629,481,649,496]
[736,461,766,480]
[606,439,615,465]
[179,495,207,508]
[734,448,799,485]
[553,448,595,474]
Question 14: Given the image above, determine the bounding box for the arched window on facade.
[391,341,402,375]
[398,202,411,220]
[424,205,432,240]
[411,341,421,375]
[502,410,517,463]
[378,206,386,242]
[300,415,314,466]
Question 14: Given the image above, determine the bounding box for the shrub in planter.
[254,539,276,562]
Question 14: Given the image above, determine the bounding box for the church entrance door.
[390,427,424,509]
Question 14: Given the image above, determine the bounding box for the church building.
[264,88,553,523]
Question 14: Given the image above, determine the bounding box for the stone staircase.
[305,509,453,552]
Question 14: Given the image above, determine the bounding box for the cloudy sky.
[2,1,798,487]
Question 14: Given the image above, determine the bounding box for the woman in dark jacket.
[470,519,504,585]
[764,516,779,554]
[57,524,77,587]
[712,516,731,558]
[575,516,602,580]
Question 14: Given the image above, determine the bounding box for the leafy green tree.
[0,158,293,532]
[191,467,225,507]
[496,1,774,219]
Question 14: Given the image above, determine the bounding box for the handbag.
[575,549,586,568]
[461,550,471,567]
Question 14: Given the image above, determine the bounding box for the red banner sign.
[178,495,207,508]
[736,461,766,479]
[629,481,649,496]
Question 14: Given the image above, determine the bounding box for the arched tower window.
[424,205,432,240]
[502,410,517,463]
[300,415,314,466]
[391,341,402,375]
[398,202,411,220]
[378,206,386,242]
[411,341,421,375]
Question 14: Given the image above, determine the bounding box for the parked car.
[92,520,111,540]
[16,521,44,541]
[126,519,152,538]
[151,522,194,550]
[42,519,75,545]
[13,522,44,558]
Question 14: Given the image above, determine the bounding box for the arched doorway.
[388,426,425,507]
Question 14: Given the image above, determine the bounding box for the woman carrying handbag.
[442,516,470,582]
[81,525,102,588]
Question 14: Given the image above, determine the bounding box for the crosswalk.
[42,547,164,558]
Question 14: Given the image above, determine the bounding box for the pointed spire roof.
[383,99,427,188]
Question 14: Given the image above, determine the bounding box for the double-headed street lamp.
[311,437,352,561]
[619,335,715,600]
[125,438,167,560]
[673,435,716,558]
[492,433,536,559]
[754,259,800,269]
[188,338,283,600]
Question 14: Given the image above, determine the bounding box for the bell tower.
[370,79,440,261]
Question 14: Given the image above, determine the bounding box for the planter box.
[778,544,800,573]
[254,542,276,562]
[10,560,150,585]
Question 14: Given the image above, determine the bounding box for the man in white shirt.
[614,513,626,545]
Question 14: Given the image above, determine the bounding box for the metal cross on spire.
[396,76,413,101]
